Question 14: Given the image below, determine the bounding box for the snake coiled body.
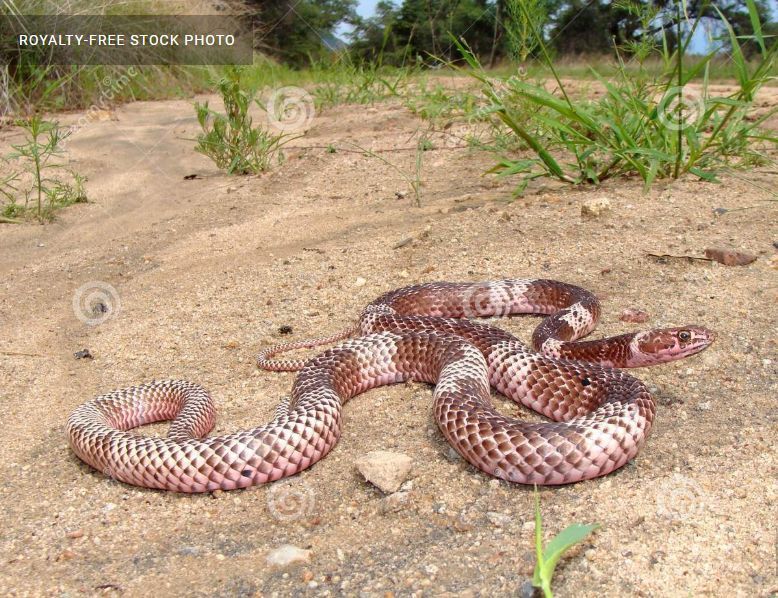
[67,279,714,492]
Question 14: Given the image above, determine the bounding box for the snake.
[67,279,715,492]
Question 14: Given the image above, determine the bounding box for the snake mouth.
[692,326,717,349]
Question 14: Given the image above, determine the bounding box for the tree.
[348,1,407,63]
[351,0,499,65]
[547,0,776,57]
[248,0,357,66]
[287,0,776,67]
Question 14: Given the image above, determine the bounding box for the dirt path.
[0,91,776,597]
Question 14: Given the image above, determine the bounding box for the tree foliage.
[251,0,776,67]
[248,0,358,66]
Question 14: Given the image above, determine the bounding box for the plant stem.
[674,0,683,179]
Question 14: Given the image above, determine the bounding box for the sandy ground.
[0,84,776,597]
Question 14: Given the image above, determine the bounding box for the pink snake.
[67,279,715,492]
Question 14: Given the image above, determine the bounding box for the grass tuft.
[1,116,88,223]
[193,66,291,175]
[453,0,777,195]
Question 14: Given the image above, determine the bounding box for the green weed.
[403,79,482,122]
[310,59,414,108]
[1,116,88,223]
[532,487,599,598]
[194,67,292,175]
[342,138,426,207]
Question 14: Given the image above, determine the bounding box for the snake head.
[632,326,716,364]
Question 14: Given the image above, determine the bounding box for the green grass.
[0,1,219,115]
[3,63,218,116]
[488,55,778,85]
[309,59,415,108]
[338,136,429,207]
[452,0,777,195]
[403,79,482,122]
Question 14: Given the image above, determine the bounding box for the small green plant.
[504,0,547,66]
[311,58,413,108]
[455,0,777,194]
[1,116,88,222]
[418,136,435,152]
[404,81,481,122]
[343,139,424,207]
[194,66,290,175]
[532,487,599,598]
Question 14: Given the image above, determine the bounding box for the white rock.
[354,277,367,287]
[355,450,412,493]
[581,196,611,218]
[266,544,311,567]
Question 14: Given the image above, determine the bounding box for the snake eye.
[678,330,691,342]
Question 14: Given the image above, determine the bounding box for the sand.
[0,83,776,597]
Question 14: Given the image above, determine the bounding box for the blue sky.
[356,0,381,18]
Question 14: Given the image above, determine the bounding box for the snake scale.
[67,279,714,492]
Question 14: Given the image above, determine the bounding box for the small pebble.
[704,247,757,266]
[266,545,311,567]
[355,451,412,494]
[581,196,611,218]
[380,491,410,514]
[486,512,512,528]
[444,447,462,462]
[518,579,539,598]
